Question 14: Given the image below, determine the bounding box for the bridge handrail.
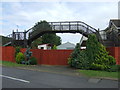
[48,21,97,32]
[6,34,13,38]
[26,21,97,32]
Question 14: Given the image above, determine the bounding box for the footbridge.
[4,21,100,47]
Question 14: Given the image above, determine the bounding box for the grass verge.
[0,61,26,67]
[77,69,119,79]
[1,61,119,80]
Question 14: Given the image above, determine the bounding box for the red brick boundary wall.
[1,46,120,65]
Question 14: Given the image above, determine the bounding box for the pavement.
[1,66,119,88]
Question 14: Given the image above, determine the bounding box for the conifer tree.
[68,43,81,67]
[86,34,116,70]
[86,34,99,66]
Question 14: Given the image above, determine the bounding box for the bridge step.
[3,42,12,46]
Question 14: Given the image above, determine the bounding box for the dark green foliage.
[68,43,81,67]
[86,34,116,71]
[75,50,89,69]
[32,20,61,46]
[15,46,21,57]
[86,34,99,67]
[107,65,120,72]
[16,52,25,64]
[21,57,37,65]
[33,20,52,31]
[24,48,32,61]
[55,35,61,45]
[31,37,42,49]
[0,35,12,46]
[52,45,57,50]
[68,34,116,72]
[42,33,61,46]
[29,57,37,65]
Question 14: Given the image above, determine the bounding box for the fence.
[0,46,15,62]
[1,46,120,65]
[106,47,120,65]
[20,48,73,65]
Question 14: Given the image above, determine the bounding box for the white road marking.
[0,75,30,83]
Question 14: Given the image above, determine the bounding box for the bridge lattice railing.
[26,21,97,41]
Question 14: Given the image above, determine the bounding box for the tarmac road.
[1,66,119,88]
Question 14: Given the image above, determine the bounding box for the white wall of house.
[38,44,51,50]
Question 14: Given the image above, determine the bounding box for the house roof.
[110,19,120,28]
[57,42,75,49]
[38,43,52,46]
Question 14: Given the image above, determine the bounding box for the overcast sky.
[1,1,119,44]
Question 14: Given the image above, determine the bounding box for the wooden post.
[12,30,14,46]
[24,30,27,48]
[69,22,71,30]
[77,22,79,30]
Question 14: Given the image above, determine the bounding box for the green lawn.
[77,69,119,79]
[0,61,26,67]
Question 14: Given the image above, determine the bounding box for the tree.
[0,35,12,46]
[68,43,81,67]
[32,20,61,46]
[86,34,116,70]
[86,34,100,67]
[33,20,52,32]
[68,43,88,69]
[68,34,116,71]
[42,33,61,46]
[31,37,42,49]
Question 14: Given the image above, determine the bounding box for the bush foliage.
[68,43,81,67]
[86,34,116,70]
[52,45,57,50]
[15,46,21,57]
[68,34,116,71]
[29,57,37,65]
[16,52,25,64]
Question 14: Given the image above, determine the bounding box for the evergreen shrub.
[15,46,21,57]
[29,57,37,65]
[68,43,81,67]
[75,50,89,69]
[68,34,116,72]
[16,52,25,64]
[86,34,116,71]
[52,45,57,50]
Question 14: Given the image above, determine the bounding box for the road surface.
[1,66,119,88]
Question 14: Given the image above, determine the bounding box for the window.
[41,47,44,49]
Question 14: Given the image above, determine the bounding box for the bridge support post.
[96,28,103,44]
[11,30,15,46]
[24,30,27,48]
